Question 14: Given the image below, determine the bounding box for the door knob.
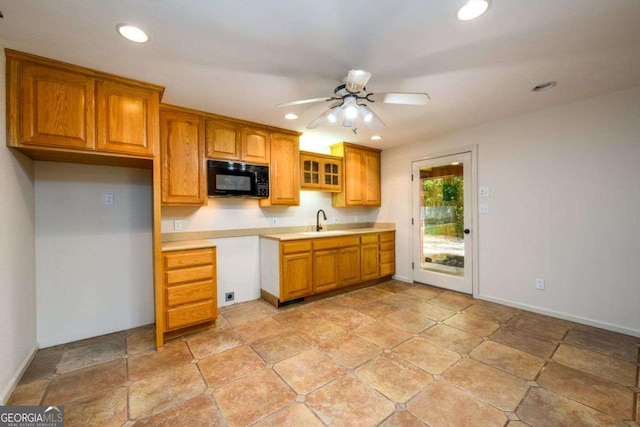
[463,229,470,234]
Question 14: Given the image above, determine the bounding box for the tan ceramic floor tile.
[443,358,530,411]
[198,345,266,388]
[356,287,395,301]
[563,329,638,362]
[393,337,460,375]
[324,308,376,330]
[379,293,422,310]
[375,281,415,293]
[428,292,474,311]
[537,362,634,419]
[186,329,244,359]
[233,316,286,342]
[7,379,48,405]
[57,337,126,374]
[384,309,436,334]
[307,375,395,425]
[213,369,295,427]
[402,284,442,301]
[355,300,401,318]
[420,323,483,354]
[571,322,640,345]
[463,303,515,324]
[308,299,350,317]
[469,341,545,380]
[45,359,126,405]
[128,364,206,419]
[133,395,224,427]
[490,326,558,358]
[407,380,507,427]
[294,318,347,345]
[250,331,311,363]
[553,344,637,386]
[64,387,127,427]
[356,354,433,402]
[252,403,324,427]
[271,308,320,328]
[635,393,640,422]
[355,320,413,349]
[444,313,500,337]
[407,302,456,321]
[334,291,374,308]
[319,334,382,369]
[379,410,427,427]
[507,315,568,341]
[126,328,156,355]
[18,349,63,384]
[127,341,193,381]
[64,331,127,350]
[221,304,269,326]
[273,349,345,394]
[516,387,620,426]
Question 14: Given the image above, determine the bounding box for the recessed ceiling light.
[116,24,149,43]
[457,0,490,21]
[371,135,382,141]
[284,113,298,120]
[532,81,557,92]
[451,162,460,166]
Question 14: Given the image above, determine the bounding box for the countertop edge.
[161,240,217,252]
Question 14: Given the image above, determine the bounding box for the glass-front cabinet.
[300,151,343,192]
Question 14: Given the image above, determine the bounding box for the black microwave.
[207,160,269,198]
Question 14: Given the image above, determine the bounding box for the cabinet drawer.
[166,280,214,307]
[166,300,215,330]
[166,265,213,286]
[164,249,214,270]
[282,240,312,254]
[380,242,395,252]
[380,251,395,264]
[361,234,378,245]
[379,232,395,243]
[380,263,395,277]
[313,236,360,251]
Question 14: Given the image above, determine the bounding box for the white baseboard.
[392,274,411,283]
[0,344,39,405]
[478,294,640,338]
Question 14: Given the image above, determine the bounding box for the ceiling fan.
[279,70,429,131]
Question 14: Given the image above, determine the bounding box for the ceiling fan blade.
[306,103,341,129]
[278,97,333,108]
[369,92,430,105]
[345,70,372,93]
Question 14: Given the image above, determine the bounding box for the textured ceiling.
[1,0,639,149]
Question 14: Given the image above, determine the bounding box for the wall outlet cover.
[479,186,490,197]
[173,220,183,231]
[479,203,490,214]
[225,292,235,301]
[535,278,545,290]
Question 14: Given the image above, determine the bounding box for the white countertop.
[261,227,395,241]
[161,240,217,252]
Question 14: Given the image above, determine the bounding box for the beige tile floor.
[8,280,640,426]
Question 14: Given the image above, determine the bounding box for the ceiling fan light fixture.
[457,0,490,21]
[344,104,358,120]
[116,24,149,43]
[371,135,382,141]
[284,113,298,120]
[345,70,372,93]
[327,110,339,123]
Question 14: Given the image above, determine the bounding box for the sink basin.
[298,230,347,237]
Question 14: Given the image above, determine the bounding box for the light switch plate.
[174,220,183,231]
[104,193,114,206]
[479,186,490,197]
[479,203,490,214]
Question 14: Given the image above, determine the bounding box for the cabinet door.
[301,154,321,189]
[205,119,240,160]
[261,133,300,206]
[96,80,158,156]
[364,150,381,206]
[323,160,342,191]
[361,242,380,281]
[338,246,361,286]
[21,64,96,149]
[313,249,339,293]
[160,109,206,205]
[344,148,366,205]
[241,127,270,164]
[281,251,313,300]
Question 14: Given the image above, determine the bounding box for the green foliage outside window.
[423,176,464,238]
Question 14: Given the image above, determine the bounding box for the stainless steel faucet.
[316,209,327,232]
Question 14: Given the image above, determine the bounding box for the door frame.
[410,145,479,298]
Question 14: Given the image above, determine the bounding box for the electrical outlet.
[479,186,490,197]
[535,278,545,290]
[225,292,235,302]
[271,218,278,226]
[173,220,183,231]
[479,203,490,214]
[104,193,114,206]
[333,217,339,224]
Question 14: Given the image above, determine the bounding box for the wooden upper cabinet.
[260,132,300,206]
[160,107,206,205]
[205,119,240,160]
[331,142,381,207]
[6,49,164,161]
[20,64,96,150]
[205,121,270,165]
[300,151,343,192]
[96,80,158,156]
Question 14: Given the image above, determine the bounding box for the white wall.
[0,48,38,405]
[379,86,640,336]
[35,162,154,347]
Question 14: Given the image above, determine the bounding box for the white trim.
[408,145,479,297]
[478,294,640,338]
[391,274,411,283]
[0,344,39,405]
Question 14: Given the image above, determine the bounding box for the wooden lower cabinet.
[281,241,313,300]
[361,234,380,281]
[313,249,339,293]
[162,247,217,336]
[379,231,396,277]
